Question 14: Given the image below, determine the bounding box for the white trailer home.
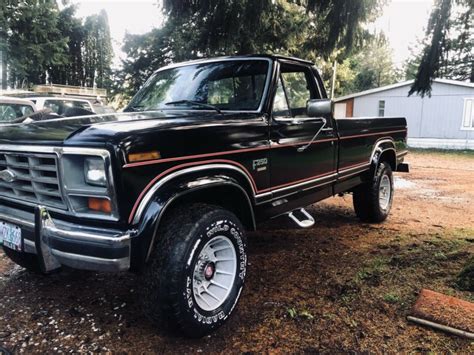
[334,79,474,150]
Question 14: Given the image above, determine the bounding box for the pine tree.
[83,10,113,89]
[409,0,473,97]
[6,0,69,88]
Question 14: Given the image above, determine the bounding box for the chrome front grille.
[0,151,67,210]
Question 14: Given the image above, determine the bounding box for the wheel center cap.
[204,262,215,280]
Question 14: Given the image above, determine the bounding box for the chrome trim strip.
[132,163,256,225]
[44,225,132,244]
[261,173,337,197]
[254,173,337,204]
[0,212,35,228]
[369,138,396,163]
[50,249,130,271]
[339,163,371,174]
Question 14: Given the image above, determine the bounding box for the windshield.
[126,60,270,112]
[0,103,34,122]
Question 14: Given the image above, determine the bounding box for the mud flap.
[34,206,61,273]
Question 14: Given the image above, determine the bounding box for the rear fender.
[365,139,397,181]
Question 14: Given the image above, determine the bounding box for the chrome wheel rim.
[379,174,391,210]
[192,235,237,311]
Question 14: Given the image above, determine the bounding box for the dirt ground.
[0,150,473,353]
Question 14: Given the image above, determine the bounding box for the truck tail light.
[88,197,112,214]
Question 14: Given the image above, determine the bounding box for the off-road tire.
[2,247,42,273]
[353,161,394,223]
[140,203,247,338]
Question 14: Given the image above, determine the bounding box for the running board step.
[288,208,315,228]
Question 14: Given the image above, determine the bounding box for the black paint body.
[0,55,408,270]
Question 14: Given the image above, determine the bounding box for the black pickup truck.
[0,55,408,337]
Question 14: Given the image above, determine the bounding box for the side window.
[0,105,17,121]
[281,71,311,115]
[275,64,317,118]
[272,77,290,117]
[44,100,62,114]
[71,100,92,110]
[461,98,474,129]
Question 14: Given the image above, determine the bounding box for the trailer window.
[461,98,474,129]
[378,100,385,117]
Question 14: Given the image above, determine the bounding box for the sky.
[71,0,435,68]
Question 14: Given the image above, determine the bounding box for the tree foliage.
[318,34,400,97]
[409,0,473,97]
[116,0,385,101]
[162,0,383,59]
[1,0,113,89]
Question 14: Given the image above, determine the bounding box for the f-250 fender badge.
[252,158,268,172]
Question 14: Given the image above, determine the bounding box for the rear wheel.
[2,247,42,273]
[353,161,394,223]
[140,203,247,337]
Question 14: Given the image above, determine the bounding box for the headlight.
[84,157,107,186]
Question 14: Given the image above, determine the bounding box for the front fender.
[130,174,254,270]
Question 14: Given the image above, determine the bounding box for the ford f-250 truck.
[0,55,408,337]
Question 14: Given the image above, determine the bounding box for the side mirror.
[307,99,332,117]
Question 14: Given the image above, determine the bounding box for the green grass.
[383,293,401,304]
[355,257,389,283]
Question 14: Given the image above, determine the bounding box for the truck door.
[269,61,337,199]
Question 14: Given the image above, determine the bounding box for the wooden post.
[330,60,337,99]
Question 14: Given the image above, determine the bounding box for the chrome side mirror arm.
[297,118,327,153]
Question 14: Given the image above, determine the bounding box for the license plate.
[0,221,22,251]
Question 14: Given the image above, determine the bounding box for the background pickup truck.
[0,55,408,337]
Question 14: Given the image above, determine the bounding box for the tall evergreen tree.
[83,10,113,89]
[116,0,385,101]
[1,1,113,89]
[5,0,68,88]
[49,4,85,86]
[162,0,383,60]
[409,0,473,96]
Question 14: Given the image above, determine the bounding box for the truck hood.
[0,110,250,147]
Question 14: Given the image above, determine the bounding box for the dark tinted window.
[44,100,91,115]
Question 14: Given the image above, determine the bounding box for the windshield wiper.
[125,105,146,112]
[165,100,222,114]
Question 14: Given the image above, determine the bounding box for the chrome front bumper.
[0,204,134,272]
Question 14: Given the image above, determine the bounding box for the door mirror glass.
[307,99,332,117]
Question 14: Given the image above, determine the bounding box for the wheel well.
[379,149,397,171]
[164,184,255,231]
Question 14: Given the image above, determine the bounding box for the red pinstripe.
[126,128,406,223]
[123,129,407,168]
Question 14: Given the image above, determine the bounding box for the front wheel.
[140,203,247,337]
[353,161,394,223]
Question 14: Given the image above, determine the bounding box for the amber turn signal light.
[88,197,112,214]
[128,151,161,163]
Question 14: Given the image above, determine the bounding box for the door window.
[272,78,290,117]
[272,64,317,118]
[281,71,311,115]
